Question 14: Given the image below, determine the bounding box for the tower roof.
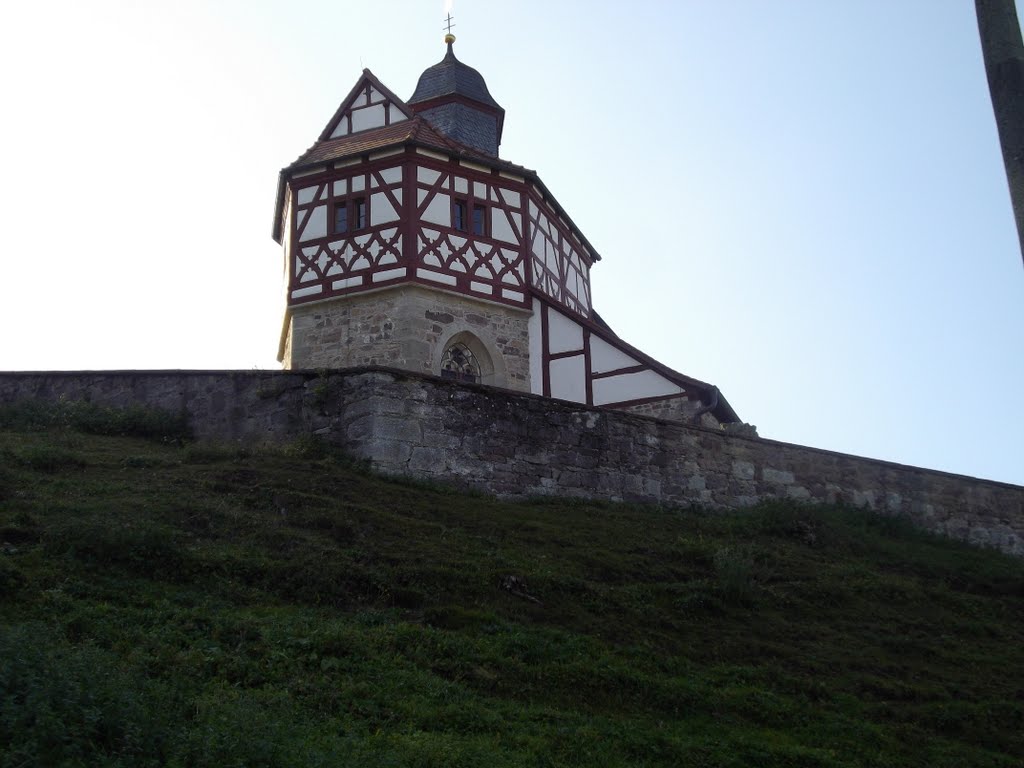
[408,40,502,110]
[407,39,506,156]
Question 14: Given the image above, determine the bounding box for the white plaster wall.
[370,192,398,225]
[589,336,638,373]
[549,355,587,404]
[547,310,583,354]
[491,209,518,244]
[592,370,684,406]
[500,188,521,208]
[300,205,327,241]
[417,167,442,185]
[378,166,402,185]
[421,193,451,227]
[350,103,386,133]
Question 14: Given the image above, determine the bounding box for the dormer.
[407,37,505,157]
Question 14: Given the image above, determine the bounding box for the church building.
[273,35,739,428]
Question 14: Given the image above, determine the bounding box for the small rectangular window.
[354,198,366,229]
[454,200,467,231]
[333,196,367,235]
[472,205,487,237]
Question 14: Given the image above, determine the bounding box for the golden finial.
[443,13,456,45]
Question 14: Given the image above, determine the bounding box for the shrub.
[713,546,757,604]
[6,445,86,473]
[52,521,186,578]
[0,624,167,766]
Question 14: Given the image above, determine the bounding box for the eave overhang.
[272,125,602,264]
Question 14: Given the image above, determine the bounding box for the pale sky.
[1,1,1022,485]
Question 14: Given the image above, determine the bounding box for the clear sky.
[1,1,1021,485]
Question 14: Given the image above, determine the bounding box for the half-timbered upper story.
[272,53,598,320]
[273,40,741,426]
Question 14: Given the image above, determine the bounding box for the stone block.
[374,416,423,442]
[367,439,413,467]
[852,489,877,509]
[732,460,755,480]
[409,446,446,472]
[763,467,795,485]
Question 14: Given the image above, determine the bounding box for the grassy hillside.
[1,402,1023,767]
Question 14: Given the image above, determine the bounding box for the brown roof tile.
[286,122,419,172]
[284,115,533,177]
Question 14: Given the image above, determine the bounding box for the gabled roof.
[317,69,415,143]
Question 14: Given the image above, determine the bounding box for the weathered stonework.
[282,286,531,391]
[1,368,1021,556]
[619,398,720,428]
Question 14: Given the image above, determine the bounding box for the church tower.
[273,36,739,427]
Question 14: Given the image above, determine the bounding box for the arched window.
[440,342,481,383]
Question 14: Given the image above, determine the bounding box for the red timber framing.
[288,154,408,303]
[408,155,529,307]
[535,297,736,422]
[276,71,604,316]
[280,137,602,313]
[527,192,593,316]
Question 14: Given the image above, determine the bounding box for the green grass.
[1,401,1022,766]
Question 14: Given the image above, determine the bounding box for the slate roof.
[408,42,502,109]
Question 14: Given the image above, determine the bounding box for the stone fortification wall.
[0,368,1021,556]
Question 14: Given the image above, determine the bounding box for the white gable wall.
[328,80,409,139]
[547,309,583,354]
[550,356,587,403]
[539,301,695,410]
[591,371,683,406]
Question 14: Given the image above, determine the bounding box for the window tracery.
[440,342,480,383]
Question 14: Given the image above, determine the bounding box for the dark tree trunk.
[976,0,1024,265]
